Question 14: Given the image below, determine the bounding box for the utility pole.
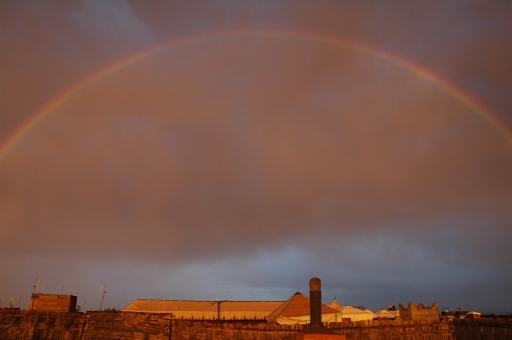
[209,300,227,320]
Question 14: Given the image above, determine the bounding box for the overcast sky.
[1,1,511,314]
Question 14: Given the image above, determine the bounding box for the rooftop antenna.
[33,277,41,294]
[99,285,106,311]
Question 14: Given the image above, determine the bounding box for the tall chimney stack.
[309,277,322,325]
[297,278,346,340]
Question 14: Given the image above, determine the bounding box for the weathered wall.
[172,320,454,340]
[0,309,172,340]
[0,309,86,340]
[9,309,509,340]
[453,318,512,340]
[331,320,452,340]
[398,303,440,323]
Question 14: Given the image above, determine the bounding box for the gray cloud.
[0,1,511,314]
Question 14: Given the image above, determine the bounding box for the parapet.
[398,302,440,323]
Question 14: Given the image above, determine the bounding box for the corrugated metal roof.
[122,299,284,314]
[266,292,338,322]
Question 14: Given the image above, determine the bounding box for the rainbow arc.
[1,30,510,161]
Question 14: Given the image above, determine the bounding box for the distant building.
[266,292,339,324]
[374,308,400,319]
[398,302,440,322]
[465,311,481,320]
[122,299,284,320]
[29,293,77,312]
[329,298,376,322]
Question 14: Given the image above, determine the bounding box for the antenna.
[99,285,107,311]
[33,277,41,294]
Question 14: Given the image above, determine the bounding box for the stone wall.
[0,309,172,340]
[0,309,463,340]
[0,309,86,340]
[331,320,453,340]
[452,318,512,340]
[171,320,455,340]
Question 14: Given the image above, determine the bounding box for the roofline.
[129,299,286,303]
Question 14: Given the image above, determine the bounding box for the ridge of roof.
[130,299,285,303]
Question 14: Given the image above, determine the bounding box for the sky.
[1,1,511,314]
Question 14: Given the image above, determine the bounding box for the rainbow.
[1,30,511,161]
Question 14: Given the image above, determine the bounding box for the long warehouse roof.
[122,299,285,313]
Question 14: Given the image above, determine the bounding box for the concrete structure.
[29,293,77,312]
[398,302,439,323]
[122,299,283,320]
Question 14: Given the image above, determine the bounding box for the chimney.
[297,278,346,340]
[309,277,322,325]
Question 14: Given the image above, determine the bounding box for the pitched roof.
[122,299,283,313]
[267,292,338,322]
[338,305,375,314]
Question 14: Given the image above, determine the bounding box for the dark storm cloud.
[1,1,511,313]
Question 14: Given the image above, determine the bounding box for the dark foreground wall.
[0,310,172,340]
[453,318,512,340]
[0,309,459,340]
[173,320,455,340]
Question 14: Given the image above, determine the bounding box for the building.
[329,298,376,322]
[266,292,339,324]
[465,311,481,320]
[398,302,440,323]
[29,293,77,312]
[374,308,400,319]
[122,299,284,320]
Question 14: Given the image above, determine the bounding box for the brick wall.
[0,309,171,340]
[1,309,489,340]
[452,318,512,340]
